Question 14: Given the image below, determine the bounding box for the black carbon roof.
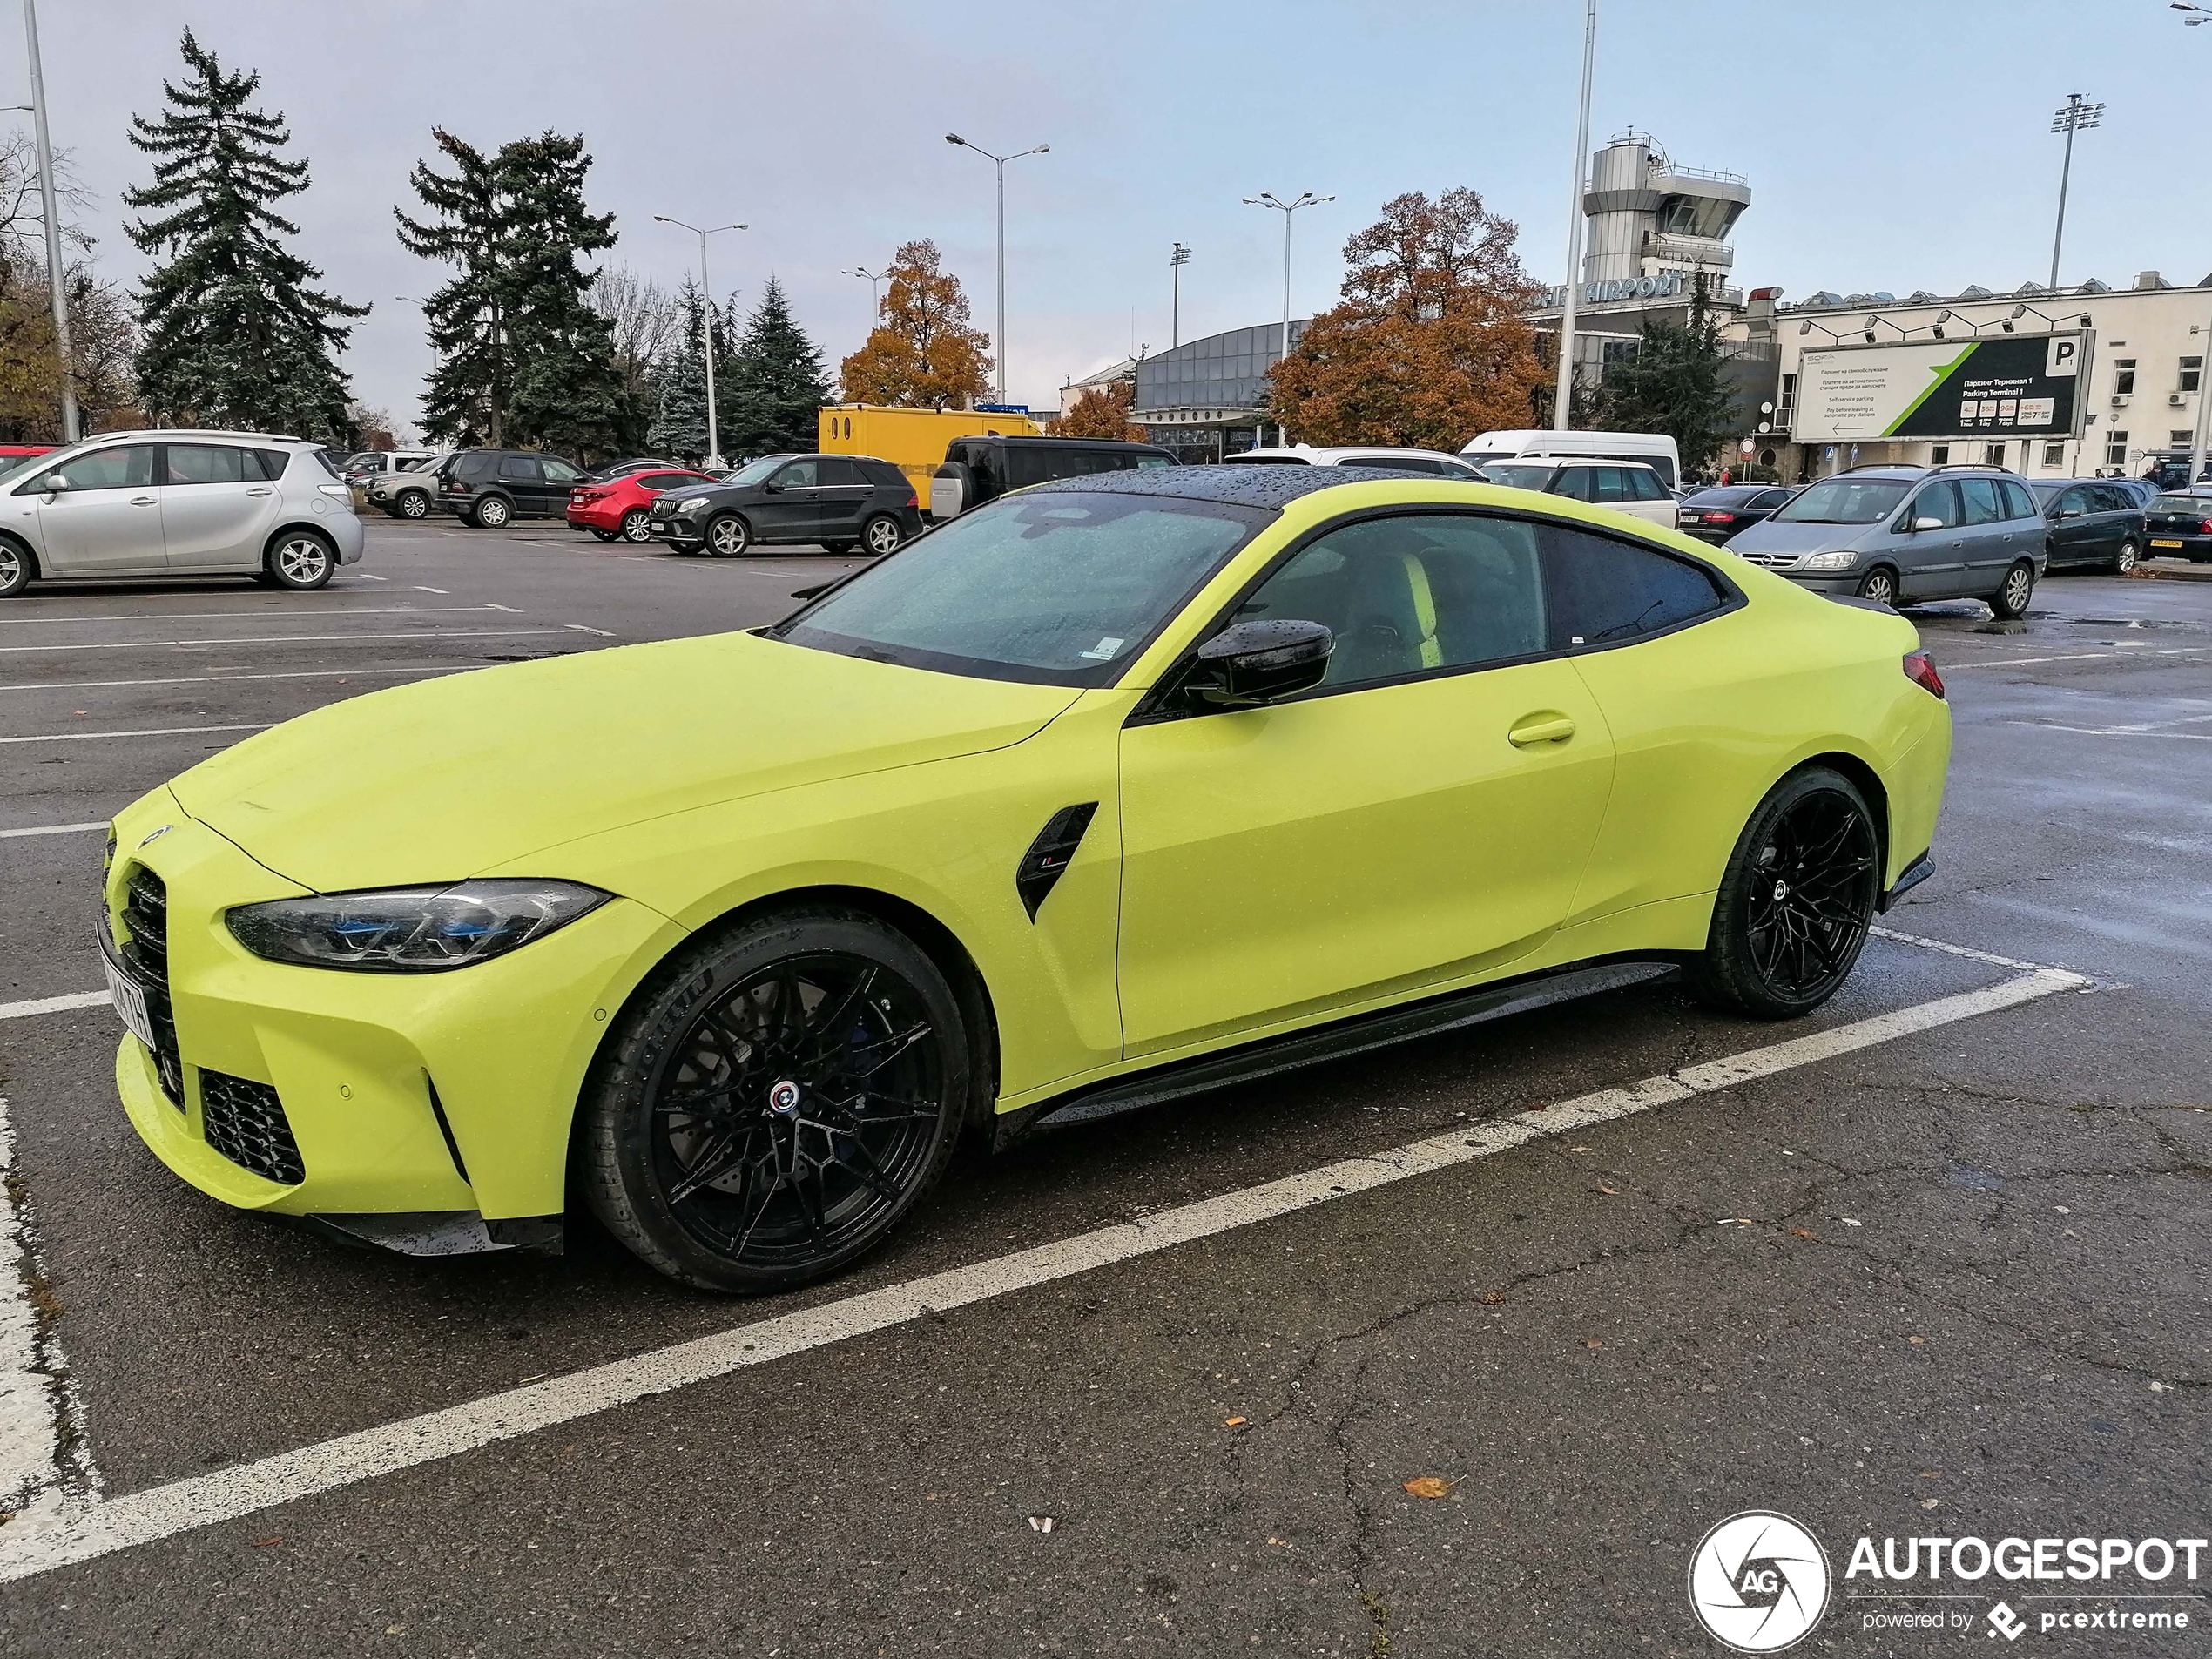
[1024,463,1457,509]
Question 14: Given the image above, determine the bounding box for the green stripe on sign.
[1884,342,1978,436]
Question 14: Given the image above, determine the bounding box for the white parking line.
[1943,644,2212,670]
[0,666,471,694]
[0,725,270,746]
[0,628,575,655]
[0,992,109,1021]
[4,606,513,625]
[0,824,105,841]
[0,1096,97,1528]
[0,956,2085,1581]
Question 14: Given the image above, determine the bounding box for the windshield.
[772,489,1271,685]
[724,455,786,487]
[1771,478,1910,524]
[1481,463,1557,490]
[0,451,58,491]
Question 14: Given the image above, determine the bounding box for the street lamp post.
[2047,92,2103,293]
[844,266,887,321]
[1552,0,1598,433]
[655,215,747,468]
[945,134,1049,407]
[1242,192,1332,447]
[1170,242,1190,349]
[21,0,75,443]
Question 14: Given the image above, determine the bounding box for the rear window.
[2150,495,2210,513]
[1482,464,1558,491]
[311,448,343,480]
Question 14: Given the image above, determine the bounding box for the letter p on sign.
[2048,337,2081,377]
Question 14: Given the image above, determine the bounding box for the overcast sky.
[12,0,2202,438]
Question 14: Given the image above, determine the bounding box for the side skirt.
[994,957,1679,1150]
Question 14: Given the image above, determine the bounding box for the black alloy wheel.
[620,508,652,543]
[1692,766,1880,1018]
[1854,566,1897,606]
[1991,559,2035,619]
[861,514,903,556]
[582,908,968,1292]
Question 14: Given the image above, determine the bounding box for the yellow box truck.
[818,404,1045,502]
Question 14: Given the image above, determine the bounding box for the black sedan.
[645,453,926,557]
[2142,489,2212,563]
[1673,483,1795,543]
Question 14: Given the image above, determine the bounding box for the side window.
[774,458,819,488]
[165,444,253,485]
[1542,526,1728,649]
[815,458,860,487]
[251,448,290,480]
[1997,479,2034,520]
[496,454,540,482]
[1234,513,1548,692]
[1625,468,1668,502]
[1589,467,1629,503]
[50,445,156,491]
[541,457,583,483]
[2055,486,2090,517]
[1551,467,1595,502]
[1752,489,1791,510]
[1959,478,2004,525]
[2094,484,2134,513]
[1910,480,1962,529]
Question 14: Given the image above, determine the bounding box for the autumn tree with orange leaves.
[1054,375,1145,440]
[1265,187,1546,451]
[837,239,991,408]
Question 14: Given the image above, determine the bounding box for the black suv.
[644,453,922,556]
[437,449,590,528]
[929,435,1173,519]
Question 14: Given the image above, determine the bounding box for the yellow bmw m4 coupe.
[101,467,1949,1291]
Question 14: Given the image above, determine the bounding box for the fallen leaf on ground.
[1224,1417,1247,1427]
[1595,1181,1621,1196]
[1403,1477,1451,1500]
[1920,1498,1940,1510]
[251,1536,280,1547]
[1791,1228,1817,1240]
[1907,1336,1927,1345]
[1583,1339,1603,1350]
[1479,1290,1508,1305]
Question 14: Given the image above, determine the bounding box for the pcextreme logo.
[1688,1511,1832,1652]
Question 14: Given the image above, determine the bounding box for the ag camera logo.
[1688,1511,1831,1652]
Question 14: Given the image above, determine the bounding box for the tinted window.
[1997,480,2034,521]
[1352,455,1442,475]
[1483,463,1557,491]
[165,444,253,485]
[1543,527,1727,648]
[778,490,1269,685]
[1751,489,1791,509]
[2054,486,2091,516]
[1551,468,1596,502]
[635,473,692,491]
[2092,484,2134,513]
[498,455,542,482]
[1772,478,1911,524]
[815,458,860,487]
[1624,468,1669,502]
[773,459,819,488]
[455,453,494,477]
[1911,481,1962,529]
[1235,513,1547,691]
[1589,468,1629,503]
[49,445,155,491]
[251,448,290,481]
[1959,478,2004,526]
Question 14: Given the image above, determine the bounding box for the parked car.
[566,466,719,543]
[2142,488,2212,562]
[582,456,679,483]
[645,452,923,556]
[1675,483,1797,544]
[364,453,450,520]
[1224,445,1487,479]
[0,429,363,598]
[437,449,590,528]
[2026,479,2145,574]
[2106,477,2161,507]
[1459,428,1683,490]
[1725,464,2045,616]
[340,448,435,483]
[1477,457,1678,527]
[101,463,1950,1287]
[928,435,1174,520]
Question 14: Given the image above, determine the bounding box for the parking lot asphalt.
[1,519,2207,1656]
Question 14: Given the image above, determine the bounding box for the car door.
[2043,485,2095,569]
[813,458,871,543]
[1896,480,1963,598]
[24,443,165,574]
[158,442,281,570]
[1116,509,1616,1057]
[1954,477,2013,592]
[754,457,823,542]
[2094,483,2141,563]
[537,455,584,516]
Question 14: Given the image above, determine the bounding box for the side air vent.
[1015,803,1098,921]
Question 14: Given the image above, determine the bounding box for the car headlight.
[227,880,610,973]
[1803,549,1859,570]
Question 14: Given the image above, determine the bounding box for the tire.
[860,514,904,556]
[0,537,30,597]
[471,494,513,529]
[1853,566,1898,606]
[264,529,336,591]
[819,542,854,556]
[668,541,705,556]
[590,529,619,543]
[395,489,431,520]
[580,906,968,1293]
[705,513,750,557]
[1991,559,2036,619]
[620,509,653,543]
[1690,765,1881,1020]
[2114,539,2138,575]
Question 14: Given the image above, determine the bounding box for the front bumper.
[104,801,686,1224]
[645,510,711,543]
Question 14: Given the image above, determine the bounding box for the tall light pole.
[22,0,76,442]
[1170,242,1190,349]
[2174,9,2212,482]
[655,215,746,468]
[1243,192,1332,447]
[2047,92,2103,293]
[844,266,887,320]
[945,134,1049,407]
[1551,0,1598,432]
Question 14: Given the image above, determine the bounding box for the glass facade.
[1132,320,1310,462]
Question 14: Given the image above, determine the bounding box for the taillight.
[2198,519,2212,534]
[449,478,471,493]
[904,489,919,509]
[1701,511,1736,523]
[1902,650,1945,700]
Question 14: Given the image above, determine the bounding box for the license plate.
[2152,538,2183,548]
[105,951,158,1052]
[649,521,668,533]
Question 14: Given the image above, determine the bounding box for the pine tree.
[124,29,364,441]
[723,277,829,455]
[1603,274,1737,474]
[395,128,508,445]
[646,279,711,462]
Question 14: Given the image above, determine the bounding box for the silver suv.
[0,430,365,599]
[1724,463,2045,616]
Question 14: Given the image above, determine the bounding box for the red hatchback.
[567,467,718,543]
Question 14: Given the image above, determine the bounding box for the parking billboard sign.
[1795,333,2091,443]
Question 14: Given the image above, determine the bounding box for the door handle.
[1507,712,1576,747]
[246,486,272,496]
[130,496,158,506]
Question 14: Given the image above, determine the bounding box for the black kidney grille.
[119,863,183,1107]
[199,1070,306,1186]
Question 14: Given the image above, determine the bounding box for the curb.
[2128,561,2212,583]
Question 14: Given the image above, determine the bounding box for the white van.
[1460,428,1681,491]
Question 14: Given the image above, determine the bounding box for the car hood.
[652,483,734,507]
[1723,517,1878,555]
[169,631,1081,893]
